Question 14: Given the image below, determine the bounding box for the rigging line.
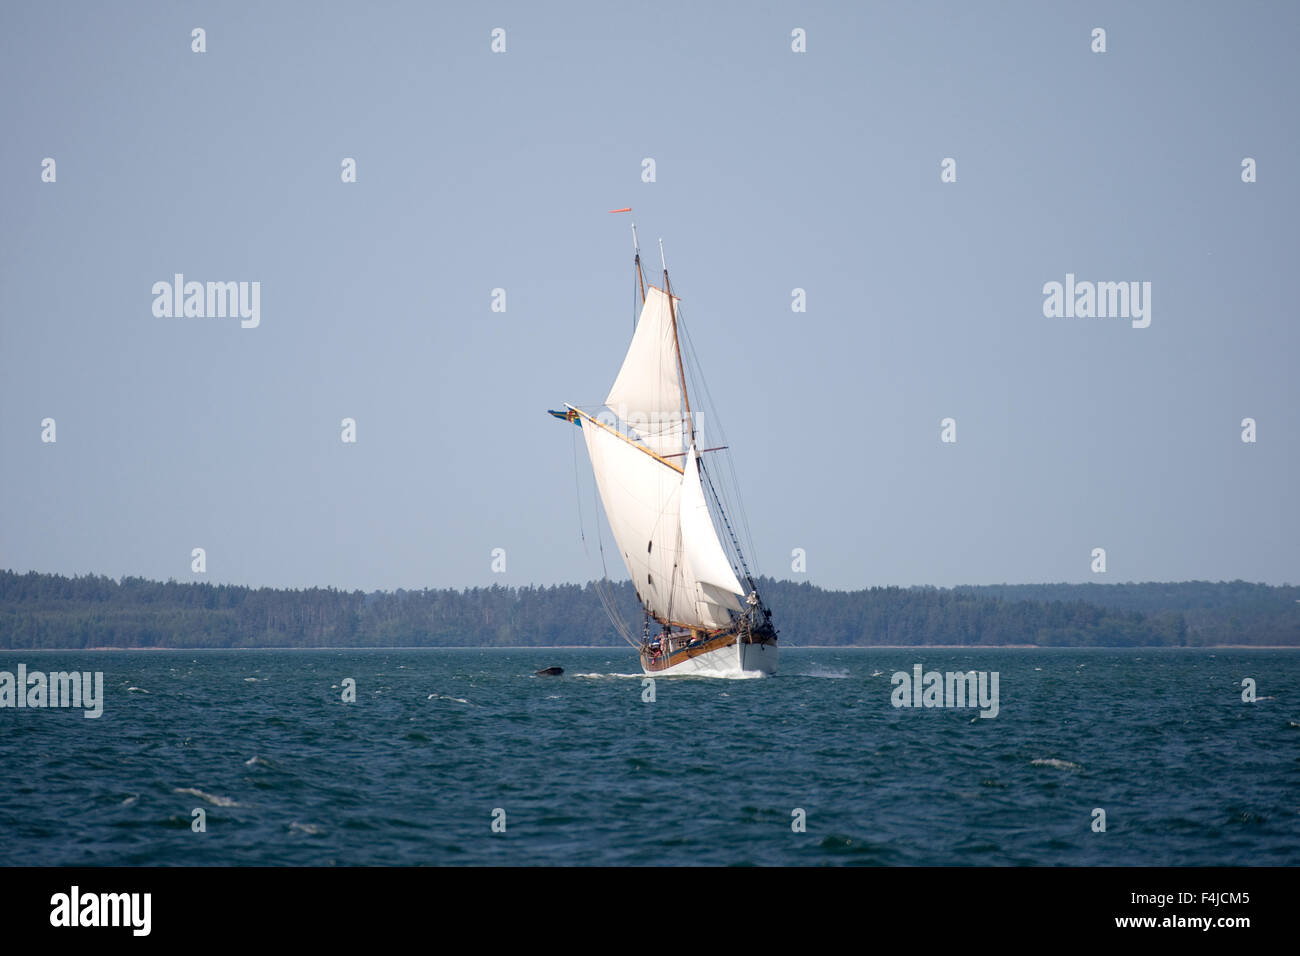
[674,303,757,577]
[572,424,587,554]
[597,580,634,647]
[597,579,636,647]
[677,309,760,576]
[699,454,756,587]
[592,473,637,647]
[680,388,757,605]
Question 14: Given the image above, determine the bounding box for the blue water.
[0,647,1296,865]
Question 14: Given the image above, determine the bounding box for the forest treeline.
[1,570,1296,649]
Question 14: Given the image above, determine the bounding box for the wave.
[572,673,645,680]
[797,666,851,679]
[173,787,240,807]
[1031,758,1082,771]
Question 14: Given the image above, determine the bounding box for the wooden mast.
[611,208,646,306]
[633,226,646,305]
[659,239,695,446]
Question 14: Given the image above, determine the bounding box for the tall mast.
[611,208,646,314]
[659,238,695,447]
[632,222,646,306]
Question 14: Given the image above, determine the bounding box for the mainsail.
[577,285,747,631]
[582,423,745,629]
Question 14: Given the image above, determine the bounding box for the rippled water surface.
[1,648,1296,865]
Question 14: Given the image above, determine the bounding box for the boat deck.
[640,627,777,673]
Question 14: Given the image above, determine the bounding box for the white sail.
[681,444,746,617]
[582,420,684,623]
[582,423,736,629]
[604,286,687,458]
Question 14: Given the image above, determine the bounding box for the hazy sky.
[2,1,1296,592]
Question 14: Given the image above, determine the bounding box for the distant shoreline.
[6,571,1296,649]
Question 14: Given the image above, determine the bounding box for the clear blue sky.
[2,1,1296,592]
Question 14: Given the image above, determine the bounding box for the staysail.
[680,444,746,618]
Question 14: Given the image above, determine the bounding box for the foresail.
[680,445,746,618]
[604,286,686,458]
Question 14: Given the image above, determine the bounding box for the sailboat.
[549,215,778,677]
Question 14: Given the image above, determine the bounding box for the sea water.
[0,647,1295,865]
